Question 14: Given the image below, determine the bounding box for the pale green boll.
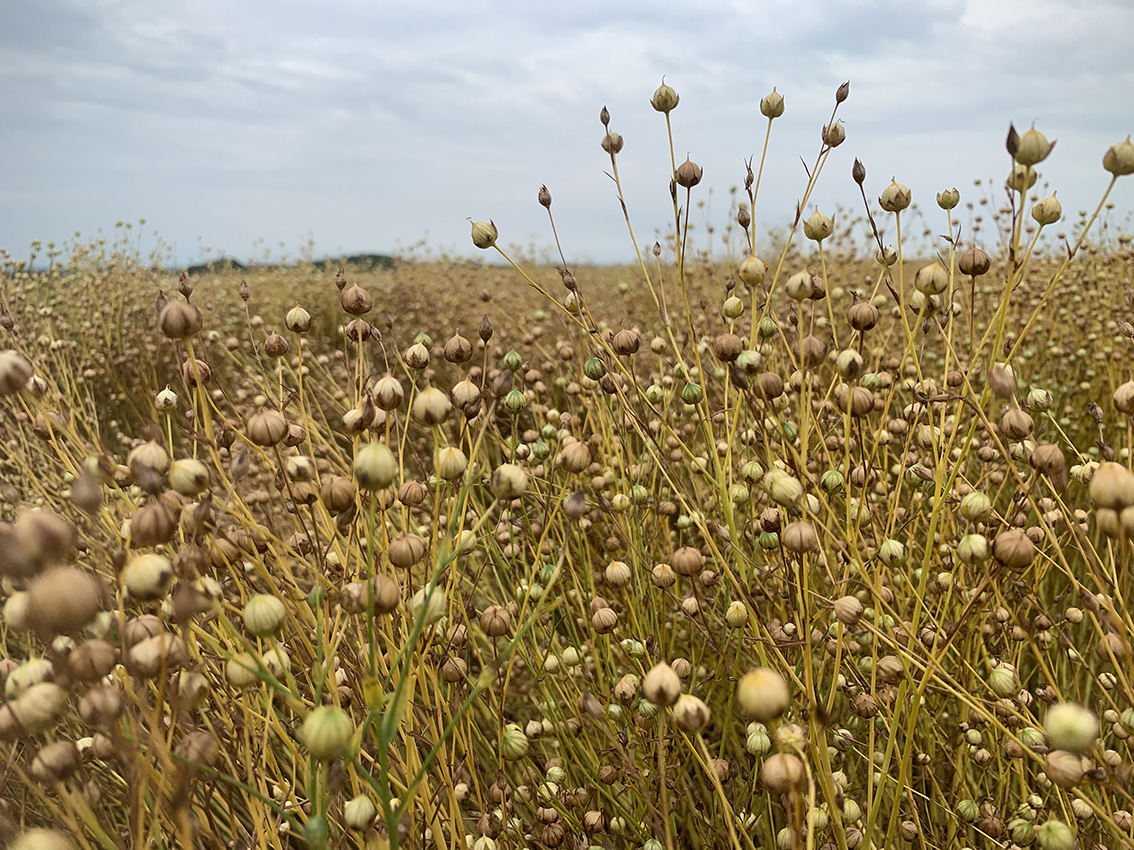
[243,594,287,637]
[500,724,529,760]
[1032,193,1062,226]
[343,795,377,830]
[989,663,1021,698]
[409,585,447,625]
[763,469,803,506]
[1044,703,1098,753]
[353,441,397,490]
[1035,820,1076,850]
[301,706,355,761]
[877,538,906,566]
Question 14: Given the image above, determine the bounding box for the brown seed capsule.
[319,476,355,513]
[1044,750,1084,788]
[126,634,188,678]
[388,533,427,569]
[1000,408,1034,440]
[879,180,911,213]
[246,408,288,446]
[760,89,785,119]
[847,300,879,331]
[67,640,119,682]
[821,122,845,147]
[800,336,827,368]
[444,332,472,364]
[612,329,640,355]
[782,521,818,553]
[592,607,618,634]
[675,158,703,188]
[129,500,178,547]
[959,246,991,276]
[756,372,784,400]
[30,741,80,783]
[673,693,710,732]
[340,283,373,316]
[25,566,103,637]
[671,546,703,576]
[158,300,202,340]
[992,529,1035,571]
[651,79,679,113]
[264,333,290,358]
[480,605,512,637]
[601,132,623,155]
[761,753,805,793]
[538,185,552,208]
[0,349,34,396]
[1103,137,1134,176]
[714,333,743,362]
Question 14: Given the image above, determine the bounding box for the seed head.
[243,594,287,637]
[0,350,33,396]
[469,220,498,250]
[760,89,785,119]
[537,185,552,208]
[1007,163,1038,192]
[246,408,288,446]
[936,188,960,210]
[675,157,703,188]
[782,520,818,553]
[650,79,679,114]
[1043,750,1084,788]
[26,566,103,637]
[914,262,949,295]
[822,122,845,148]
[879,180,911,213]
[9,830,75,850]
[959,246,991,276]
[992,529,1035,571]
[411,386,452,425]
[1015,125,1056,166]
[1045,702,1099,753]
[435,446,468,481]
[761,753,805,793]
[1034,820,1076,850]
[340,283,372,316]
[1031,193,1062,226]
[852,158,866,186]
[803,210,834,242]
[158,300,202,340]
[353,441,398,490]
[285,305,312,333]
[302,705,355,761]
[673,694,710,732]
[642,662,681,707]
[601,132,624,155]
[737,668,790,720]
[1103,137,1134,176]
[490,463,529,499]
[738,256,767,287]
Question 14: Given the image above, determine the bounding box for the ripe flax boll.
[642,662,681,707]
[738,668,791,721]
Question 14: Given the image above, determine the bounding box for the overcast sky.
[2,0,1132,267]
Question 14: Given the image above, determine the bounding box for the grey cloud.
[0,0,1130,265]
